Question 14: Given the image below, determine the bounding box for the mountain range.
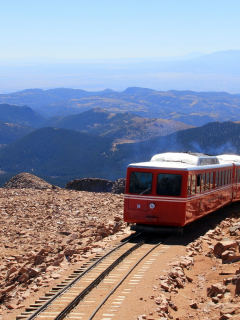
[1,87,240,126]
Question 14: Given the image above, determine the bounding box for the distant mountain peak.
[122,87,155,95]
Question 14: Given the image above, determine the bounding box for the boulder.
[207,283,228,297]
[213,241,238,257]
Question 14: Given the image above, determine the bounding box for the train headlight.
[149,203,155,209]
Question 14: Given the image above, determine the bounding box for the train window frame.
[206,172,210,190]
[201,173,206,192]
[219,171,222,187]
[196,174,201,193]
[191,175,196,194]
[129,171,153,195]
[215,171,218,188]
[156,173,182,197]
[188,175,191,196]
[210,172,213,189]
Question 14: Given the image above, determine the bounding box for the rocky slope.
[0,187,128,316]
[3,173,57,190]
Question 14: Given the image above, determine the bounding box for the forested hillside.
[0,121,239,187]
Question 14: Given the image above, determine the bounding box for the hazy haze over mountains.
[1,50,240,93]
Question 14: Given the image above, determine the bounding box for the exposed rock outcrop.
[65,178,126,194]
[3,173,58,190]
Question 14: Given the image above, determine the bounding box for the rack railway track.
[16,233,163,320]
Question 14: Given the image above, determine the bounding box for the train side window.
[129,172,152,194]
[230,169,232,183]
[191,175,196,194]
[196,174,201,193]
[188,175,191,195]
[156,173,182,196]
[210,172,213,189]
[219,171,222,187]
[226,170,228,185]
[206,173,210,190]
[201,173,206,192]
[238,169,240,183]
[222,171,225,185]
[215,171,218,188]
[236,168,238,183]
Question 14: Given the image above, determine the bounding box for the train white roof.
[128,161,231,171]
[217,154,240,163]
[128,152,232,170]
[150,152,219,166]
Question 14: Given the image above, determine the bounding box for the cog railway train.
[123,152,240,233]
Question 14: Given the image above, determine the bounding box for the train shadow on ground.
[121,202,240,247]
[165,201,240,247]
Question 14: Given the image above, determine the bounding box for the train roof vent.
[217,154,240,163]
[150,152,220,166]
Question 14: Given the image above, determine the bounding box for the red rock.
[18,273,29,283]
[207,283,227,297]
[219,303,237,315]
[169,300,178,310]
[31,285,38,292]
[0,283,17,294]
[219,315,233,320]
[19,266,28,274]
[190,301,198,309]
[34,255,45,265]
[5,302,17,309]
[235,278,240,294]
[222,250,240,264]
[175,277,184,288]
[28,268,39,277]
[160,280,171,291]
[214,241,238,257]
[5,266,18,280]
[64,249,76,256]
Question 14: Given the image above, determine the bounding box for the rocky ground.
[0,173,240,320]
[0,186,129,319]
[136,211,240,320]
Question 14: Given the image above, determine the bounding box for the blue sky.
[1,0,240,59]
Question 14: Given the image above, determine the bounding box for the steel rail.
[25,232,141,320]
[88,240,162,320]
[54,240,145,320]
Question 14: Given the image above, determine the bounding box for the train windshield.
[129,172,152,194]
[156,173,182,196]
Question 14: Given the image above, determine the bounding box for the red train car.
[124,152,234,233]
[217,154,240,202]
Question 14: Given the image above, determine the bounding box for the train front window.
[129,172,152,194]
[156,174,182,196]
